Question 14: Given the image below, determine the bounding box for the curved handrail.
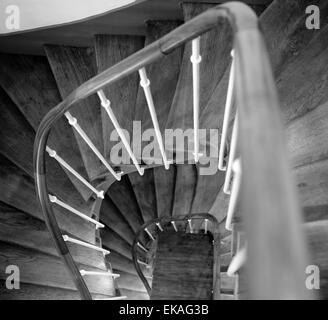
[33,1,310,299]
[132,213,220,295]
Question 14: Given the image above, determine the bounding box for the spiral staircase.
[0,0,328,300]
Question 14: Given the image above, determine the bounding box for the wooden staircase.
[0,0,328,300]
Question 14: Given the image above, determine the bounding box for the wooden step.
[108,251,152,283]
[0,242,115,296]
[295,159,328,222]
[0,88,35,175]
[261,0,328,75]
[0,53,91,200]
[276,25,328,124]
[287,101,328,169]
[220,293,234,300]
[286,98,328,221]
[166,3,230,155]
[0,281,115,300]
[153,165,176,218]
[129,168,157,222]
[220,253,232,271]
[220,234,232,255]
[100,195,135,245]
[209,186,230,224]
[100,227,135,260]
[0,201,106,270]
[107,175,147,245]
[191,164,225,214]
[218,220,232,240]
[114,270,147,293]
[44,45,105,181]
[305,220,328,299]
[235,270,248,300]
[0,88,93,217]
[220,272,235,294]
[107,251,138,276]
[94,34,144,161]
[172,165,197,217]
[0,144,95,243]
[119,288,149,300]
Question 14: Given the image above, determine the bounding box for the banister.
[225,158,242,231]
[223,112,239,195]
[234,26,311,299]
[218,50,235,171]
[190,37,202,163]
[34,1,310,299]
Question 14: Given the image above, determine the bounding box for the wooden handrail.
[132,213,220,297]
[234,24,311,299]
[34,1,310,299]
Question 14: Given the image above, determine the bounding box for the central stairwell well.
[131,214,220,300]
[1,0,328,300]
[152,231,214,300]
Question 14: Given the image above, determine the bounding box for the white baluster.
[46,146,104,199]
[80,269,120,278]
[188,219,193,233]
[226,158,242,231]
[219,50,235,171]
[49,195,104,229]
[190,37,203,163]
[138,67,170,169]
[137,242,148,253]
[62,235,110,255]
[156,222,163,232]
[64,111,121,181]
[204,218,208,234]
[171,221,178,232]
[97,90,144,176]
[223,112,239,194]
[227,245,247,277]
[137,259,150,268]
[144,227,155,241]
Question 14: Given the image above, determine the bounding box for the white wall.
[0,0,139,34]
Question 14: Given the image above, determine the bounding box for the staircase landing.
[151,230,214,300]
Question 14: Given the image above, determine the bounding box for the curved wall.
[0,0,141,34]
